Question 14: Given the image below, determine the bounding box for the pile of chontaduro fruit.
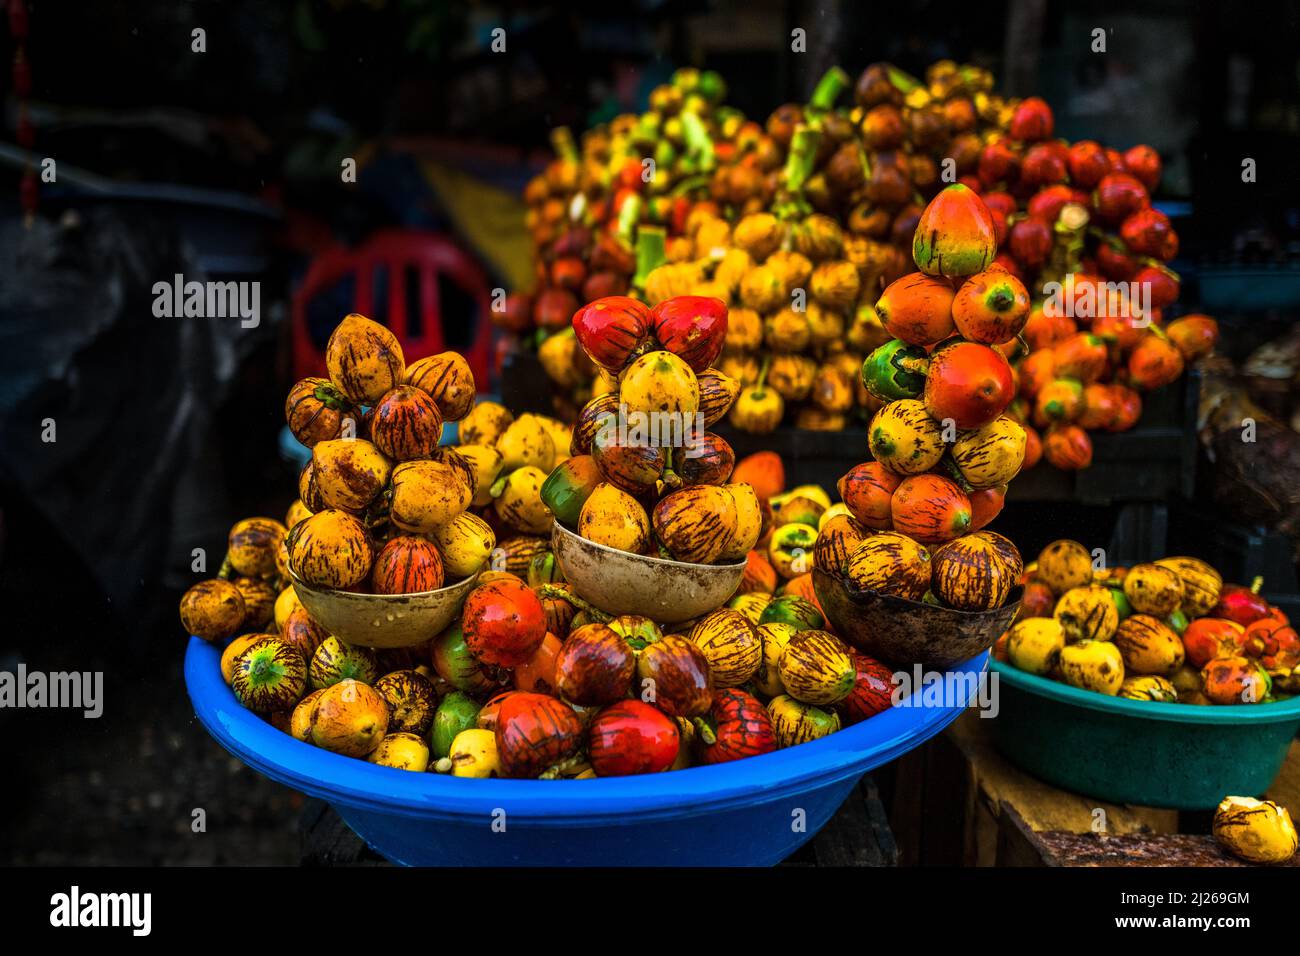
[997,539,1298,705]
[544,294,763,565]
[794,184,1027,614]
[192,559,903,778]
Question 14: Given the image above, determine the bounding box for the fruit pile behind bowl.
[998,539,1298,705]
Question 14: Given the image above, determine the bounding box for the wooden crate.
[889,710,1300,867]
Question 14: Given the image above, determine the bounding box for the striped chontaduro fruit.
[309,636,380,690]
[843,532,932,601]
[689,608,762,688]
[1155,556,1222,618]
[404,351,476,422]
[368,385,444,462]
[287,509,375,590]
[868,399,945,476]
[777,629,856,706]
[768,694,841,747]
[230,636,307,713]
[653,485,738,564]
[284,377,353,448]
[930,531,1023,611]
[1112,614,1184,675]
[370,535,445,594]
[228,517,288,579]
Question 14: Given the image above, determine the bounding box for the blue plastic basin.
[186,637,987,865]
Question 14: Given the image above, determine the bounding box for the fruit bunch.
[941,92,1219,471]
[997,538,1297,704]
[282,314,498,595]
[545,294,766,566]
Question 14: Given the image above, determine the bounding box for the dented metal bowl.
[289,568,480,649]
[551,522,746,623]
[813,567,1020,670]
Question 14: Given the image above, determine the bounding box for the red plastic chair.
[292,229,494,390]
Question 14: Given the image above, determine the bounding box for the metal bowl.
[813,567,1020,670]
[289,568,480,649]
[551,522,746,623]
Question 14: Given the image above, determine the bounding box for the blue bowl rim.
[187,636,986,825]
[991,657,1300,725]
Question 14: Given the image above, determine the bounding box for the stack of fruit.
[999,539,1298,705]
[543,294,764,566]
[809,184,1026,613]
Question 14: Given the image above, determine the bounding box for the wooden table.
[888,710,1300,866]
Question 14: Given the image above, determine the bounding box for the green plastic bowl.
[989,659,1300,810]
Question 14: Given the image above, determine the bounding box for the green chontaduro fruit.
[777,630,856,706]
[767,694,841,747]
[373,669,438,736]
[540,455,603,528]
[430,691,482,760]
[861,339,929,403]
[759,595,824,631]
[231,637,307,713]
[309,636,380,690]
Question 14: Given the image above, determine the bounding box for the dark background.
[0,0,1297,864]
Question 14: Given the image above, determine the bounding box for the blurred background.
[0,0,1297,863]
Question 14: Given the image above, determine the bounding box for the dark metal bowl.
[813,568,1020,670]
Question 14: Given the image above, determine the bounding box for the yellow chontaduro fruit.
[369,732,431,772]
[718,483,763,561]
[1123,563,1185,618]
[494,465,552,535]
[1053,585,1119,643]
[389,459,472,533]
[436,728,500,778]
[459,401,514,447]
[309,679,389,757]
[578,483,650,554]
[1036,539,1093,594]
[227,517,288,578]
[290,689,325,743]
[273,586,303,632]
[326,313,405,405]
[1213,796,1298,864]
[1058,640,1125,695]
[778,630,856,706]
[457,444,505,508]
[1112,614,1184,675]
[179,579,246,643]
[1119,675,1178,702]
[431,512,496,580]
[496,414,557,473]
[311,439,392,513]
[287,509,374,590]
[768,694,841,747]
[753,622,798,697]
[620,350,700,417]
[1006,618,1065,675]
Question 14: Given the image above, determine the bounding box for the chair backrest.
[292,229,494,391]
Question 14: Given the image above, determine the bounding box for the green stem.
[534,584,612,624]
[782,125,821,195]
[550,127,578,165]
[633,225,668,290]
[692,716,717,746]
[680,110,715,171]
[617,194,643,245]
[809,66,850,111]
